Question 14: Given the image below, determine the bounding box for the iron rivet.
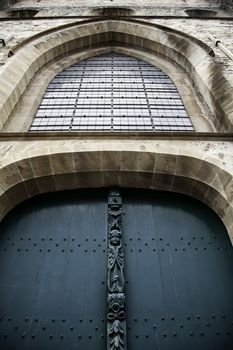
[190,332,193,336]
[146,335,149,338]
[153,325,156,329]
[4,334,8,338]
[78,335,82,339]
[80,319,83,322]
[88,335,92,339]
[200,332,204,336]
[32,335,35,339]
[144,318,148,322]
[49,335,53,339]
[163,334,167,338]
[62,319,66,323]
[60,335,64,339]
[52,319,55,322]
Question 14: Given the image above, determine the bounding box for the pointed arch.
[0,19,232,132]
[30,53,193,132]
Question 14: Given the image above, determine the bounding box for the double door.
[0,189,232,350]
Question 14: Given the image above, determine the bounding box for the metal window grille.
[30,54,194,132]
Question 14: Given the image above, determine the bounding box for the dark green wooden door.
[0,189,233,350]
[0,190,107,350]
[123,190,233,350]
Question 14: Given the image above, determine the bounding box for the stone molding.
[0,139,232,243]
[0,19,232,131]
[4,46,214,132]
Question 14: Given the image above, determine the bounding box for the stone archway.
[0,19,232,131]
[0,140,232,243]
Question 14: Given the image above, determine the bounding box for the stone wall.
[0,0,17,10]
[221,0,233,11]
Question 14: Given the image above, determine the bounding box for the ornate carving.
[107,293,126,322]
[109,320,125,350]
[107,190,127,350]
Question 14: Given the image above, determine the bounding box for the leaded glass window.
[30,54,194,132]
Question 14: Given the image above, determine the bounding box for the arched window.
[30,54,194,132]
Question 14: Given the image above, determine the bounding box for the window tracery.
[30,54,194,132]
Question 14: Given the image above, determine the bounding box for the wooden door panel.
[123,190,233,350]
[0,190,107,350]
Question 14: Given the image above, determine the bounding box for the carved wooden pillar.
[107,189,127,350]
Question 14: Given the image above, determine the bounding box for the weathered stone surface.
[0,138,231,241]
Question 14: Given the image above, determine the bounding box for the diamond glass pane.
[30,54,194,132]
